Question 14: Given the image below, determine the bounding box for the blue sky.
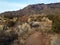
[0,0,60,13]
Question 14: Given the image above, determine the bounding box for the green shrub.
[47,14,54,20]
[52,15,60,33]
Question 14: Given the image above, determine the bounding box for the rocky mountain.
[0,2,60,17]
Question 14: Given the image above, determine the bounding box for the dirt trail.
[25,31,52,45]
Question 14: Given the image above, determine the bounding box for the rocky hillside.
[0,2,60,45]
[0,2,60,17]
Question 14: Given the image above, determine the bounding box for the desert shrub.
[47,14,54,20]
[0,29,18,45]
[0,26,3,31]
[52,15,60,33]
[7,21,15,27]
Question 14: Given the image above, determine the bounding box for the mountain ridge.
[0,2,60,17]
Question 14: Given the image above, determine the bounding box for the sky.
[0,0,60,13]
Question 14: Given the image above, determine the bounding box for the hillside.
[0,2,60,17]
[0,2,60,45]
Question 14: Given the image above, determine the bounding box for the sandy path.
[25,32,50,45]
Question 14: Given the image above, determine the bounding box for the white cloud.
[0,1,28,13]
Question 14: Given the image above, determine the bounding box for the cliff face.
[0,2,60,17]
